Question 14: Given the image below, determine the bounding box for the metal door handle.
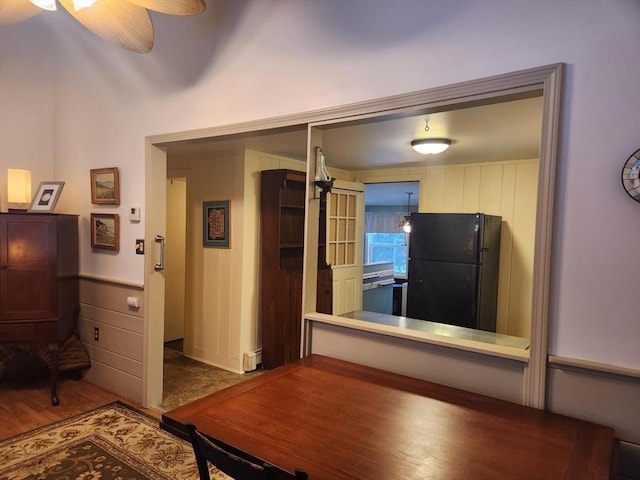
[154,235,165,271]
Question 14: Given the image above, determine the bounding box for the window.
[365,232,408,277]
[328,191,358,266]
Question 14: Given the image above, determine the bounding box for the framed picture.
[90,167,120,205]
[91,213,120,251]
[28,181,65,213]
[203,200,230,248]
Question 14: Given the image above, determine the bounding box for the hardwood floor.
[0,376,160,440]
[0,348,260,441]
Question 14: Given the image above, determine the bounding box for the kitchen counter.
[341,310,530,350]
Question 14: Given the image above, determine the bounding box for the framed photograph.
[28,181,65,213]
[203,200,230,248]
[90,167,120,205]
[91,213,120,251]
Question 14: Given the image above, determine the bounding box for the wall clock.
[621,148,640,203]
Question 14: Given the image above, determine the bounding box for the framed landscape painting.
[91,213,119,251]
[203,200,229,248]
[90,167,120,205]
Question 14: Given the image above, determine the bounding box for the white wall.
[0,1,638,371]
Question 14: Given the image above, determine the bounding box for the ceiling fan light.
[72,0,97,11]
[411,138,452,155]
[29,0,57,11]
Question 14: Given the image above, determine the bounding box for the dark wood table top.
[162,354,613,480]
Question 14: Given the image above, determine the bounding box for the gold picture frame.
[90,167,120,205]
[91,213,119,251]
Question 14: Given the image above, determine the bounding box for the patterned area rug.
[0,402,230,480]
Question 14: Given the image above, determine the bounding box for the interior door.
[327,180,365,315]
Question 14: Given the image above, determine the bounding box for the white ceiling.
[168,95,543,206]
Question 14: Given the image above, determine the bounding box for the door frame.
[144,64,562,408]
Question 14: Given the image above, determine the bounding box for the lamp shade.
[411,138,452,155]
[8,169,32,204]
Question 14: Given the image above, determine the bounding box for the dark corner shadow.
[148,0,250,89]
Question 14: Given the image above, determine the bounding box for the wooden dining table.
[161,354,614,480]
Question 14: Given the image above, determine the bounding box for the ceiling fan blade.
[0,0,42,25]
[126,0,205,16]
[59,0,153,53]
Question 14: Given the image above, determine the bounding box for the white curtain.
[365,210,406,233]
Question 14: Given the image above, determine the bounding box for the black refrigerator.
[406,213,501,332]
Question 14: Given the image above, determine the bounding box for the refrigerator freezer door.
[406,260,480,328]
[409,213,482,264]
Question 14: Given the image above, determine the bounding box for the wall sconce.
[313,146,333,198]
[7,168,32,213]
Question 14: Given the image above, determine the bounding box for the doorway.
[363,181,419,316]
[164,173,187,352]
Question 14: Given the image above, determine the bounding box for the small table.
[162,354,613,480]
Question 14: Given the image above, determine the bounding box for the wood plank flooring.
[0,377,160,440]
[0,348,260,441]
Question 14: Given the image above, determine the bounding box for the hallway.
[160,344,263,412]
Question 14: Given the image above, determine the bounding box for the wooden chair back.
[186,422,308,480]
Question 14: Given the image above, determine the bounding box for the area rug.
[0,401,230,480]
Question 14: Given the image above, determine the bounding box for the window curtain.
[365,210,406,233]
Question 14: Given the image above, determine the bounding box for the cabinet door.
[0,216,57,320]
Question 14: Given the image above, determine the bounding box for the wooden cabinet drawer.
[0,323,36,342]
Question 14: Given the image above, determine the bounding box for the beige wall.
[353,159,538,338]
[164,175,187,343]
[166,149,305,373]
[422,160,538,338]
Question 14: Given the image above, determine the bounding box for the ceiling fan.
[0,0,206,53]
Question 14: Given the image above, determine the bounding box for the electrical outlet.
[94,327,99,341]
[136,239,144,254]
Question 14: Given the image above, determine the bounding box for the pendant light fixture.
[411,119,451,155]
[399,192,413,233]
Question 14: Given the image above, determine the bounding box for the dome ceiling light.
[411,119,452,155]
[0,0,206,53]
[411,138,452,155]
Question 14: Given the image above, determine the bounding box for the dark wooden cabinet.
[316,187,332,314]
[260,170,306,369]
[0,213,80,405]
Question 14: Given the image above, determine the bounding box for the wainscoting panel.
[309,321,526,403]
[78,277,145,403]
[546,359,640,478]
[546,361,640,444]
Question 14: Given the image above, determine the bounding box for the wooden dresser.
[0,213,80,405]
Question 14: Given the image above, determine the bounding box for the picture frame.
[28,181,65,213]
[91,213,120,251]
[90,167,120,205]
[203,200,230,248]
